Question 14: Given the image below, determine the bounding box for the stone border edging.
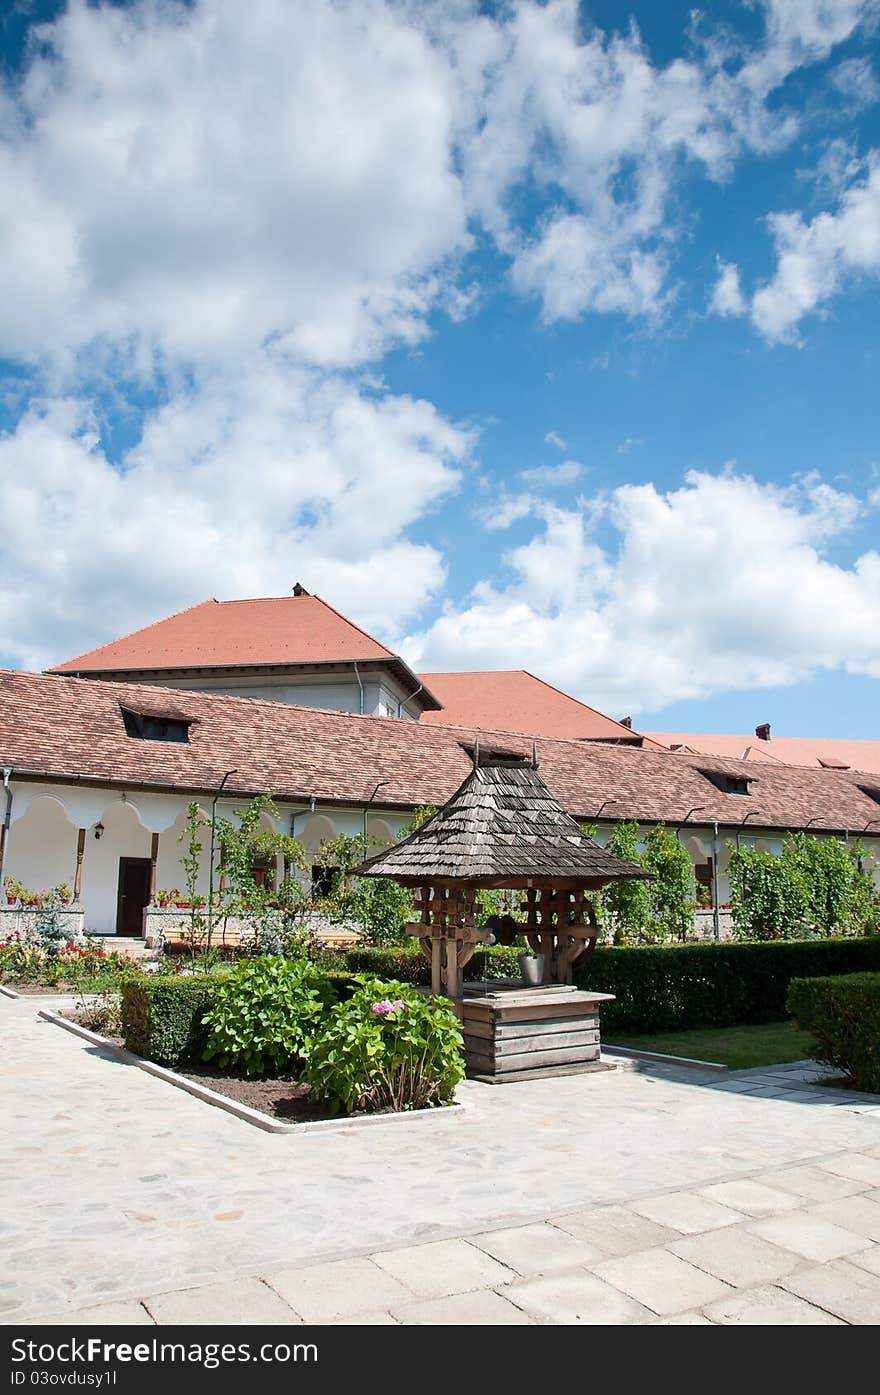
[602,1044,728,1072]
[0,984,20,999]
[38,1008,469,1134]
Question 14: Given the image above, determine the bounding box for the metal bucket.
[518,952,545,986]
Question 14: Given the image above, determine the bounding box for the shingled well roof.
[357,759,653,884]
[2,668,880,836]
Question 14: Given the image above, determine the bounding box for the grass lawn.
[605,1019,816,1070]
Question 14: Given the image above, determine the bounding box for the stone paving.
[2,994,880,1325]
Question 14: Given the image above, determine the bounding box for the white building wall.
[123,670,424,719]
[2,781,410,937]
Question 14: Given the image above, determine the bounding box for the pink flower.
[371,998,407,1017]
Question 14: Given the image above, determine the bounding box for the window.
[700,769,751,796]
[121,707,191,743]
[311,863,338,898]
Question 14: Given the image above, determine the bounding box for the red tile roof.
[649,732,880,776]
[4,669,880,836]
[50,594,398,673]
[418,670,652,743]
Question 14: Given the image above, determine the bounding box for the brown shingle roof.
[2,668,880,835]
[357,759,652,885]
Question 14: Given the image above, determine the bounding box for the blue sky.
[1,0,879,737]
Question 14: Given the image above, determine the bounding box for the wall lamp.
[93,821,104,841]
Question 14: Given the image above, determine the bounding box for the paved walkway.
[2,994,880,1325]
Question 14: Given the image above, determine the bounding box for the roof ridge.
[520,669,642,734]
[305,593,397,659]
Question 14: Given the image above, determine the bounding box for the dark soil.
[179,1063,326,1120]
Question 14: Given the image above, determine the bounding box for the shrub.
[121,974,218,1065]
[201,957,333,1076]
[787,973,880,1091]
[341,943,522,983]
[576,936,880,1035]
[301,977,464,1114]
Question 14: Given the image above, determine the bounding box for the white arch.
[300,814,338,855]
[366,817,395,848]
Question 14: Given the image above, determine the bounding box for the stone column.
[148,832,159,904]
[73,828,86,903]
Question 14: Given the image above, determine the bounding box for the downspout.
[397,683,423,719]
[290,796,316,839]
[353,661,365,715]
[0,769,12,892]
[711,822,721,941]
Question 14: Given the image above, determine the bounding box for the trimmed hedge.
[787,973,880,1092]
[341,944,522,983]
[121,974,218,1066]
[576,938,880,1035]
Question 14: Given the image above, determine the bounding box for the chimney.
[619,716,632,729]
[292,582,310,597]
[755,722,771,741]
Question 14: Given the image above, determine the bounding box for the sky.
[0,0,879,738]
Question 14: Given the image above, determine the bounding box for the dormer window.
[701,770,751,796]
[121,707,191,743]
[859,785,880,807]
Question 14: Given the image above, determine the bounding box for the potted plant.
[156,889,170,908]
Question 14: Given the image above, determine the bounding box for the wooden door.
[116,857,151,936]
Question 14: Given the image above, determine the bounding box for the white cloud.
[617,437,645,455]
[750,154,880,341]
[0,0,468,374]
[0,370,469,669]
[830,55,880,111]
[710,260,747,317]
[403,470,880,713]
[519,460,583,487]
[544,430,567,451]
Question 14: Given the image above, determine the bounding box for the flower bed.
[116,958,465,1119]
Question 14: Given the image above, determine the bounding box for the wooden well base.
[459,984,615,1082]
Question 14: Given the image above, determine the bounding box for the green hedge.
[787,973,880,1091]
[341,944,522,983]
[121,975,219,1066]
[576,938,880,1035]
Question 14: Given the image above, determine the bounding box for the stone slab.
[263,1258,415,1323]
[705,1285,844,1325]
[370,1238,515,1298]
[758,1164,865,1201]
[590,1249,732,1316]
[781,1259,880,1324]
[502,1271,653,1325]
[749,1213,867,1262]
[629,1192,745,1235]
[143,1278,300,1326]
[817,1153,880,1187]
[551,1204,679,1256]
[697,1179,802,1218]
[392,1290,533,1325]
[468,1223,602,1275]
[29,1301,156,1327]
[811,1195,880,1242]
[670,1227,801,1287]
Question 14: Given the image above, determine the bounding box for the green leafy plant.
[787,972,880,1092]
[301,977,464,1114]
[596,820,651,942]
[201,956,331,1076]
